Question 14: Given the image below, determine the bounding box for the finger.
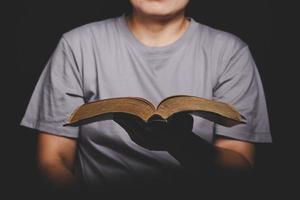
[115,117,148,143]
[114,113,146,128]
[114,113,154,146]
[114,113,168,150]
[114,116,145,136]
[147,120,168,134]
[168,113,194,131]
[113,113,145,131]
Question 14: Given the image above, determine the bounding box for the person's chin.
[139,9,179,19]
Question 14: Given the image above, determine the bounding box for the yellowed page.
[67,97,156,125]
[156,95,245,123]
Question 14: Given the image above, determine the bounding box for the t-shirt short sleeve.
[20,36,84,138]
[213,39,272,143]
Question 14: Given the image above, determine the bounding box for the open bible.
[65,95,246,127]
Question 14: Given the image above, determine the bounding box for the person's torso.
[64,15,225,187]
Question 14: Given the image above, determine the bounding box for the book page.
[156,95,245,123]
[67,97,156,125]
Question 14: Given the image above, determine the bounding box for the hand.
[113,112,194,151]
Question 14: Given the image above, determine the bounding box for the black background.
[3,0,299,198]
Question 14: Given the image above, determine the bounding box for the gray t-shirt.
[21,14,272,187]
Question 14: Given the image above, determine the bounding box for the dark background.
[4,0,298,198]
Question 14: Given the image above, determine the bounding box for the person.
[20,0,272,195]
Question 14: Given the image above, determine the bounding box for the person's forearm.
[38,160,77,189]
[166,131,252,174]
[213,146,253,170]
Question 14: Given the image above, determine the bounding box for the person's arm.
[213,135,255,170]
[37,132,78,189]
[165,130,255,174]
[114,113,255,174]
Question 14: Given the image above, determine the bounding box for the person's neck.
[126,11,190,47]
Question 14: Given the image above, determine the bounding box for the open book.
[65,95,246,127]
